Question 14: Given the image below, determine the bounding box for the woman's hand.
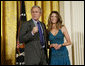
[50,43,58,48]
[54,44,62,50]
[50,43,62,50]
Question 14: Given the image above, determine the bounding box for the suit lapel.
[30,19,36,28]
[30,19,46,38]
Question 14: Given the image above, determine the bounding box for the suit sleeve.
[42,23,50,49]
[42,23,50,63]
[19,22,34,43]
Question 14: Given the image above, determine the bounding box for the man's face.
[31,7,41,21]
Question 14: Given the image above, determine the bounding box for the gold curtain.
[1,1,17,65]
[24,1,59,28]
[1,1,4,65]
[1,1,59,65]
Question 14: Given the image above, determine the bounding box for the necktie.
[37,22,45,46]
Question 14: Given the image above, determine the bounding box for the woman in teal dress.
[47,11,71,65]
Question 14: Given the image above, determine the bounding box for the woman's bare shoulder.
[61,25,67,33]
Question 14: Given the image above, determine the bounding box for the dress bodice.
[49,29,68,56]
[49,29,64,44]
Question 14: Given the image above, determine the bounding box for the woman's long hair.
[47,11,63,31]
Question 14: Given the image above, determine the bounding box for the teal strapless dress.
[49,29,70,65]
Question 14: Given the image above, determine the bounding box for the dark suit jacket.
[19,19,48,65]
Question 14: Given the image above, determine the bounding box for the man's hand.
[32,26,38,34]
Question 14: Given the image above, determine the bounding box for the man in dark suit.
[19,5,48,65]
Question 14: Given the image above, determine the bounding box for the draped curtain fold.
[1,1,59,65]
[1,1,17,65]
[24,1,59,28]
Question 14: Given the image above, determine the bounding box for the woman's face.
[51,13,58,24]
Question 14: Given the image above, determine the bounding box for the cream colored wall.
[59,1,84,65]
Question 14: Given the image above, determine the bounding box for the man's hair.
[31,5,42,13]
